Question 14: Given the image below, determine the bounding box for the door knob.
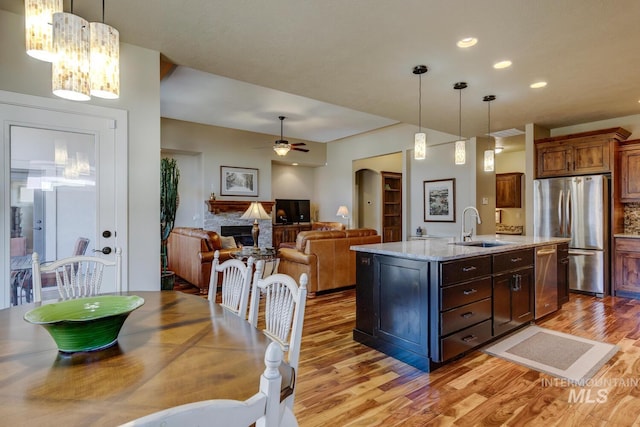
[94,247,112,255]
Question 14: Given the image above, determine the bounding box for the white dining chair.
[31,248,122,302]
[118,342,298,427]
[208,250,260,319]
[248,263,307,410]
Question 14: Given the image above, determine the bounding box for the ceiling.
[4,0,640,144]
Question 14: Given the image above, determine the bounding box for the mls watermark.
[540,378,640,403]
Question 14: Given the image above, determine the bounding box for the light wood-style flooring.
[293,289,640,426]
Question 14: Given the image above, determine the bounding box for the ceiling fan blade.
[291,142,306,147]
[293,147,309,152]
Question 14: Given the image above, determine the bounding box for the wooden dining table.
[0,291,293,426]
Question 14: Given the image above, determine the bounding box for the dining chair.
[118,342,298,427]
[248,263,308,410]
[31,248,122,302]
[208,250,260,319]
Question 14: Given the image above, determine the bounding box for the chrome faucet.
[461,206,482,242]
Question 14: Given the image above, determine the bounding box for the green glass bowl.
[24,295,145,353]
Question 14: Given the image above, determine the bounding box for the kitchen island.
[351,235,570,371]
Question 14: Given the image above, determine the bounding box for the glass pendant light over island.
[483,95,496,172]
[453,82,467,165]
[412,65,428,160]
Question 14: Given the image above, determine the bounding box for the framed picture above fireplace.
[220,166,258,196]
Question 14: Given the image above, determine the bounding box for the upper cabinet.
[535,127,631,178]
[619,140,640,202]
[496,172,523,208]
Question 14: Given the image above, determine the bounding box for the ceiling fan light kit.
[272,116,308,156]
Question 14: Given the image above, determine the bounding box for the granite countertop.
[350,234,571,261]
[614,233,640,239]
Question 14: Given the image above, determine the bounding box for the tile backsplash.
[624,203,640,234]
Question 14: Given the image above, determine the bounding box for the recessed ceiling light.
[292,162,299,166]
[530,81,547,89]
[457,37,478,48]
[493,60,512,69]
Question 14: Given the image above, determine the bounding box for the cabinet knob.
[461,312,474,319]
[462,266,477,272]
[462,288,477,295]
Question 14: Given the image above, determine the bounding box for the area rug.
[482,325,619,384]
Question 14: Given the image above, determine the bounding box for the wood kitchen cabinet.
[613,237,640,298]
[436,256,493,362]
[535,127,631,178]
[557,243,570,306]
[496,172,523,208]
[618,140,640,202]
[381,171,402,243]
[492,249,534,336]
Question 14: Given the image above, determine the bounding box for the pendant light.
[90,0,120,99]
[413,65,428,160]
[454,82,467,165]
[52,1,90,101]
[483,95,496,172]
[25,0,63,62]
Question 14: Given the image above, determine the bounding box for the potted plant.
[160,157,180,290]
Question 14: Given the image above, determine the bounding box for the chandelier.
[25,0,120,101]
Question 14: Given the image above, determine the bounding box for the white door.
[0,91,128,308]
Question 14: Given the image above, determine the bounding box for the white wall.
[318,124,475,239]
[162,151,203,229]
[0,9,160,290]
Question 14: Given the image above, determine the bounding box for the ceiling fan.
[273,116,309,156]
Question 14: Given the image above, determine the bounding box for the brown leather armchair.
[167,227,236,293]
[277,228,381,297]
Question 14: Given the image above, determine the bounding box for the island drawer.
[441,277,492,311]
[493,248,534,273]
[440,298,491,336]
[440,319,492,361]
[441,256,492,286]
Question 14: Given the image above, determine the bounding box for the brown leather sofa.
[167,227,236,293]
[277,228,381,297]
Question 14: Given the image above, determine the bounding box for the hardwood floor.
[294,289,640,426]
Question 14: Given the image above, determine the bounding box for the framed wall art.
[220,166,259,197]
[424,178,455,222]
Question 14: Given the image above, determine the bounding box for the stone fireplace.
[204,200,274,248]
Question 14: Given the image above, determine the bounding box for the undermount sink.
[451,240,512,247]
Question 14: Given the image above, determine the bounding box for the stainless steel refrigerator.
[533,174,610,296]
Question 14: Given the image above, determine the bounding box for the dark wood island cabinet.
[352,236,568,372]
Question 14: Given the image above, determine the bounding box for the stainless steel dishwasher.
[535,245,558,319]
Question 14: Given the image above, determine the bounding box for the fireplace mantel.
[205,200,275,214]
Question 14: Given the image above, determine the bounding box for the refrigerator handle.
[566,188,572,237]
[558,190,564,235]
